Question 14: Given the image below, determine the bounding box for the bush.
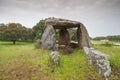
[102,41,113,47]
[34,39,41,49]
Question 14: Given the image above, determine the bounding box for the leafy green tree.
[4,23,29,44]
[68,28,78,42]
[0,24,7,40]
[25,28,34,42]
[32,20,45,40]
[18,27,34,42]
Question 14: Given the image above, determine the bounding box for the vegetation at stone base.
[34,39,41,49]
[0,23,34,44]
[68,28,78,42]
[92,40,120,79]
[0,41,103,80]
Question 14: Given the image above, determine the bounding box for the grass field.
[92,40,120,79]
[0,41,103,80]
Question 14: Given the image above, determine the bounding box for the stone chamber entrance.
[58,28,77,48]
[57,28,80,54]
[41,17,91,53]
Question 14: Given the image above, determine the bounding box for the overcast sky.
[0,0,120,37]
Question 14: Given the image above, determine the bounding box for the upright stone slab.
[77,24,91,48]
[58,29,70,46]
[41,25,57,51]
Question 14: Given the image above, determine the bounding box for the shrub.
[34,39,41,49]
[102,41,113,47]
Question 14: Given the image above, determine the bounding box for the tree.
[0,24,7,40]
[32,20,45,40]
[25,28,34,42]
[93,36,106,40]
[68,28,78,42]
[4,23,28,44]
[93,35,120,42]
[107,35,120,42]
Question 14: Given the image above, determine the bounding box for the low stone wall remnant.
[83,47,111,80]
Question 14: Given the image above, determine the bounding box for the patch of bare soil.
[114,68,120,78]
[59,43,79,54]
[1,61,51,80]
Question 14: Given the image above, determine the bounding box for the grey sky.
[0,0,120,37]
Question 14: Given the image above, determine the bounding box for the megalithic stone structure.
[41,17,91,51]
[41,17,111,80]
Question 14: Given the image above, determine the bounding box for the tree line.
[0,20,46,45]
[93,35,120,41]
[0,23,34,44]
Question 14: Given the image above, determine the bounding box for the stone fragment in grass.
[50,51,60,66]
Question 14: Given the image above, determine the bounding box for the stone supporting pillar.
[41,25,57,51]
[58,29,70,46]
[77,27,82,48]
[81,24,91,48]
[77,24,91,48]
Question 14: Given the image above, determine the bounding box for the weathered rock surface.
[78,24,91,48]
[45,17,80,29]
[43,17,91,48]
[50,51,60,66]
[41,25,57,51]
[59,29,70,46]
[84,47,111,80]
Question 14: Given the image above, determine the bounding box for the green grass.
[92,40,120,79]
[91,40,119,45]
[0,41,32,45]
[0,41,103,80]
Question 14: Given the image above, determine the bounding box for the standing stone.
[41,25,57,51]
[50,51,60,66]
[77,24,91,48]
[58,29,70,46]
